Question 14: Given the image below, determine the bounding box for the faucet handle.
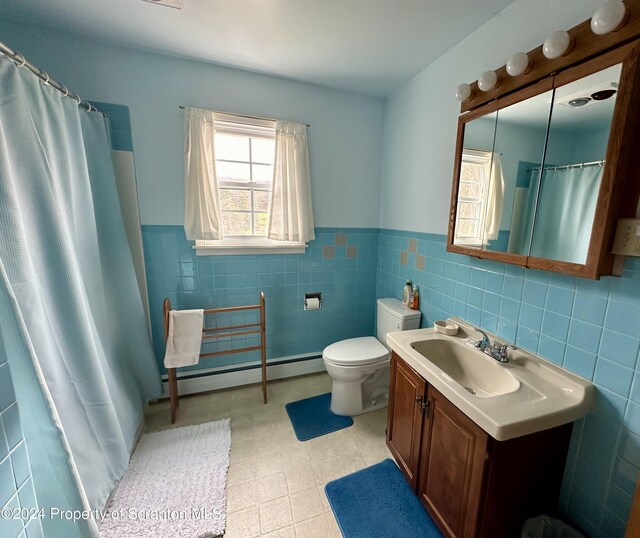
[497,344,517,358]
[473,327,491,346]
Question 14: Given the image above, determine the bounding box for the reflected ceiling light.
[506,52,531,77]
[478,70,498,92]
[568,98,591,107]
[543,31,573,59]
[455,83,472,102]
[591,1,626,35]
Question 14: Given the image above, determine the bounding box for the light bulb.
[478,71,498,92]
[455,83,472,102]
[591,0,626,35]
[543,31,573,59]
[506,52,531,77]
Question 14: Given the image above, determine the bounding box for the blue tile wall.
[376,229,640,538]
[141,223,638,535]
[142,226,379,373]
[0,353,43,538]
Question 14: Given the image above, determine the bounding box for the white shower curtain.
[0,56,162,528]
[529,165,603,264]
[268,120,315,242]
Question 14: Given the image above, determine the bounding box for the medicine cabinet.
[447,22,640,279]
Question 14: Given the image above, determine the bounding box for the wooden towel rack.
[163,291,267,424]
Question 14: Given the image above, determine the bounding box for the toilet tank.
[376,298,421,348]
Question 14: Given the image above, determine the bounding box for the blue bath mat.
[285,392,353,441]
[325,458,442,538]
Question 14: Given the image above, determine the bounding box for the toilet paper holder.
[304,292,322,310]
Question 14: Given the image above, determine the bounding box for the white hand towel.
[163,309,204,368]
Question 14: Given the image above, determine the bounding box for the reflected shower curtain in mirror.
[530,165,603,264]
[0,57,162,528]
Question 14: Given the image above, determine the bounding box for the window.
[195,113,305,255]
[216,129,274,237]
[454,149,492,246]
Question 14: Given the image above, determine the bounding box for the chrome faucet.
[474,328,492,351]
[474,327,517,363]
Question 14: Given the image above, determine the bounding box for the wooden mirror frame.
[447,2,640,279]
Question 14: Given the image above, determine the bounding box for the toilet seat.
[323,336,389,367]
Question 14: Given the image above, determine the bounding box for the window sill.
[195,238,307,256]
[453,239,487,248]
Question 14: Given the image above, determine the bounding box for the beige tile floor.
[145,372,393,537]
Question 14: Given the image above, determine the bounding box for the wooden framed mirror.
[447,6,640,279]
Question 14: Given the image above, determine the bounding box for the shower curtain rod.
[528,159,605,173]
[0,40,100,113]
[179,105,311,128]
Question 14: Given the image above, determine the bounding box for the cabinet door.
[418,386,489,538]
[386,352,427,490]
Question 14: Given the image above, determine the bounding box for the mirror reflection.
[453,111,497,248]
[529,64,621,264]
[489,90,554,255]
[453,63,621,265]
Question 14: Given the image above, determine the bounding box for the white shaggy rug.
[100,418,231,538]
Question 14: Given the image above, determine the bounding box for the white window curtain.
[268,121,315,242]
[484,153,505,241]
[183,107,223,240]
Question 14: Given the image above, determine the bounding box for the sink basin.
[411,339,520,397]
[387,318,595,441]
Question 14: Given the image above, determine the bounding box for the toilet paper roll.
[305,297,321,310]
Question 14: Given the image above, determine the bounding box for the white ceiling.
[1,0,514,96]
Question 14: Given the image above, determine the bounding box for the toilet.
[323,298,421,416]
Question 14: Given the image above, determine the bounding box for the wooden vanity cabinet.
[418,386,489,537]
[386,352,574,538]
[386,351,427,490]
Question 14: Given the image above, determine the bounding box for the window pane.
[459,183,481,198]
[460,162,485,183]
[217,161,250,182]
[254,213,269,236]
[220,189,251,210]
[458,201,481,219]
[253,190,271,212]
[457,219,479,237]
[251,138,275,163]
[215,133,249,161]
[222,212,252,235]
[252,164,273,183]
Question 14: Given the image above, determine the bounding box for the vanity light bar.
[455,0,633,104]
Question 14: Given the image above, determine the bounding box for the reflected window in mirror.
[455,149,493,246]
[453,111,498,248]
[454,150,505,247]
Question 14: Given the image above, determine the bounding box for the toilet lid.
[323,337,389,366]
